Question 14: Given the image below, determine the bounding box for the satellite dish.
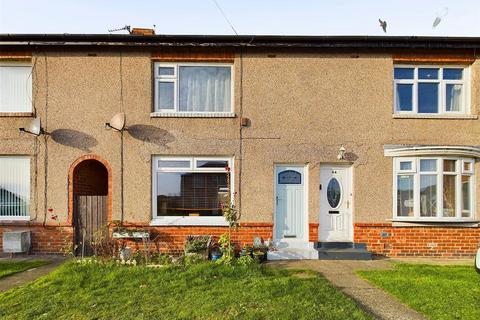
[106,112,125,131]
[19,117,43,136]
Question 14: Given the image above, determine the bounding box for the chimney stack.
[131,28,155,36]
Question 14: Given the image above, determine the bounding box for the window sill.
[0,216,31,222]
[0,112,34,117]
[150,216,229,226]
[150,112,236,118]
[392,114,478,120]
[390,219,479,227]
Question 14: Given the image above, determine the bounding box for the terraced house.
[0,32,479,259]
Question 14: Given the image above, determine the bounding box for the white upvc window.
[393,156,475,221]
[393,65,470,115]
[153,63,233,115]
[151,156,233,226]
[0,63,32,113]
[0,156,30,220]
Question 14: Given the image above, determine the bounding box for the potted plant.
[240,245,253,257]
[210,245,222,261]
[252,250,267,262]
[184,235,211,259]
[252,244,268,262]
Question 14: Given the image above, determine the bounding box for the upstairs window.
[0,156,30,219]
[154,63,232,114]
[394,66,469,115]
[394,157,475,221]
[0,63,32,113]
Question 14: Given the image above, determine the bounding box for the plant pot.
[112,231,149,239]
[253,251,267,263]
[211,252,222,261]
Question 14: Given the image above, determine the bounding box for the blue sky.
[0,0,479,36]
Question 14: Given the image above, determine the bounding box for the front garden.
[0,259,373,320]
[358,263,480,320]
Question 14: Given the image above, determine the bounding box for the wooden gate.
[73,195,108,256]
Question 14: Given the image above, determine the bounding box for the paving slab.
[0,255,67,292]
[270,259,427,320]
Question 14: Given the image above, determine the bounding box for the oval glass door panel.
[327,178,342,208]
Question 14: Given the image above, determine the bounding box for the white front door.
[319,165,352,242]
[274,165,306,241]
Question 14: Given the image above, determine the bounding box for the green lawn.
[0,260,372,320]
[358,263,480,320]
[0,260,50,279]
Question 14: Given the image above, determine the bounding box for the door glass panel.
[326,178,341,208]
[278,170,301,184]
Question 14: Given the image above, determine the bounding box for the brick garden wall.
[354,223,480,257]
[115,223,274,254]
[0,223,273,255]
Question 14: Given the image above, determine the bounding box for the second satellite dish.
[106,112,126,131]
[19,117,44,136]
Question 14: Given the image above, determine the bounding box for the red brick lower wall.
[115,223,274,254]
[0,223,273,255]
[309,223,319,242]
[0,225,73,254]
[2,222,479,258]
[354,223,480,257]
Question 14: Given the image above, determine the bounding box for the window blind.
[0,65,32,112]
[0,157,30,217]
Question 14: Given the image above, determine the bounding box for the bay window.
[0,156,30,219]
[394,156,475,221]
[152,156,233,225]
[153,63,233,115]
[394,65,469,115]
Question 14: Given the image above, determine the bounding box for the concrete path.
[0,255,67,292]
[270,259,427,320]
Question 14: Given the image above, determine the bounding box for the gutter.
[0,34,480,49]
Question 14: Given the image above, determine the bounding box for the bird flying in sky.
[433,7,449,28]
[378,19,387,33]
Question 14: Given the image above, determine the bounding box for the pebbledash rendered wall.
[0,46,479,256]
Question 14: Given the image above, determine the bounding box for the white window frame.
[153,62,234,116]
[0,156,31,221]
[393,65,470,115]
[0,62,33,113]
[393,156,476,222]
[151,156,234,226]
